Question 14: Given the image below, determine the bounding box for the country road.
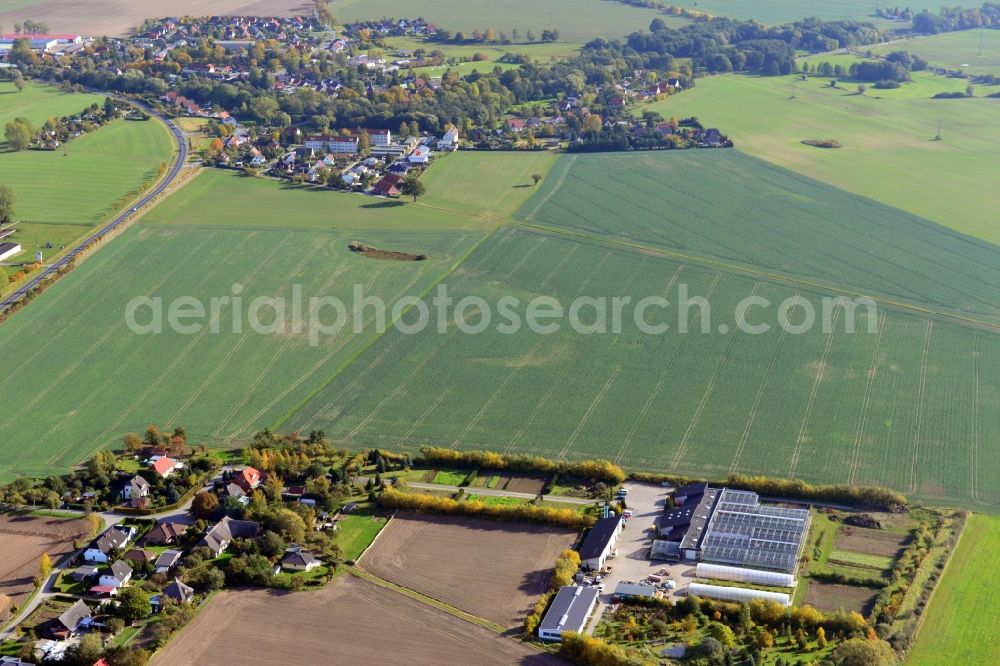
[0,98,188,315]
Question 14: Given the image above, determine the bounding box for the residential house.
[123,549,155,564]
[408,147,431,164]
[83,527,131,563]
[69,566,99,583]
[198,517,261,557]
[364,128,391,146]
[121,474,150,501]
[506,118,526,133]
[145,521,188,546]
[151,456,181,479]
[371,173,404,197]
[437,127,459,152]
[162,578,195,604]
[226,482,250,505]
[578,516,624,571]
[154,550,183,575]
[52,600,91,639]
[98,560,133,589]
[281,551,321,572]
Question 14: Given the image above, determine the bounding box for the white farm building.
[689,583,791,607]
[696,562,796,588]
[538,586,599,641]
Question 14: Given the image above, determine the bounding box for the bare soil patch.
[0,0,311,38]
[503,474,548,495]
[0,513,90,618]
[360,512,576,628]
[349,240,428,261]
[834,526,909,558]
[150,576,560,666]
[805,581,878,615]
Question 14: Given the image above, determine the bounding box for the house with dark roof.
[84,527,131,563]
[98,560,133,588]
[53,599,91,638]
[538,586,599,641]
[154,550,183,574]
[198,517,261,557]
[145,521,188,546]
[163,578,195,604]
[674,483,709,505]
[122,548,155,564]
[121,476,150,501]
[579,516,623,571]
[371,173,404,197]
[281,550,321,572]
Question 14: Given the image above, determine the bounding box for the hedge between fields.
[377,488,595,529]
[419,447,626,484]
[627,471,906,510]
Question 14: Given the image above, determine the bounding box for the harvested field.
[804,581,877,615]
[0,513,90,616]
[0,1,312,37]
[833,526,909,559]
[360,513,577,628]
[150,576,559,666]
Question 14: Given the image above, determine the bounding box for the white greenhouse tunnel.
[695,562,797,588]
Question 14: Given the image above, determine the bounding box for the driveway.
[584,482,697,634]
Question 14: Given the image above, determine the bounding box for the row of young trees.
[418,446,627,484]
[377,487,595,528]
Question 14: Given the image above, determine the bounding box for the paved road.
[0,100,188,315]
[355,477,600,506]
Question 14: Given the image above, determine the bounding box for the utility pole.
[934,120,942,141]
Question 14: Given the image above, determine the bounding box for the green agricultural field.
[0,83,174,266]
[383,36,580,62]
[0,82,104,136]
[869,29,1000,77]
[335,0,685,43]
[643,72,1000,245]
[418,151,557,219]
[408,60,520,78]
[907,514,1000,664]
[284,224,1000,508]
[0,171,484,480]
[520,151,1000,325]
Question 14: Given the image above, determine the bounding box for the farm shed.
[696,562,796,588]
[614,583,659,600]
[689,583,791,607]
[578,516,623,570]
[538,586,599,641]
[0,242,21,262]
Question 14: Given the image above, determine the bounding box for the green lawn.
[0,171,484,480]
[335,0,686,43]
[419,151,558,219]
[0,82,104,137]
[907,514,1000,664]
[334,510,389,561]
[868,29,1000,77]
[464,494,527,507]
[384,36,581,62]
[828,549,893,571]
[430,469,470,485]
[642,72,1000,245]
[0,85,174,266]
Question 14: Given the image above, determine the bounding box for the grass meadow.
[335,0,685,43]
[644,73,1000,244]
[907,514,1000,663]
[520,151,1000,325]
[0,82,175,267]
[667,0,952,25]
[868,29,1000,77]
[0,171,485,480]
[284,224,1000,508]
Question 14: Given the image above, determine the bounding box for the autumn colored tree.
[191,491,219,520]
[39,552,52,580]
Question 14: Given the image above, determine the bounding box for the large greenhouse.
[688,583,791,607]
[695,562,796,588]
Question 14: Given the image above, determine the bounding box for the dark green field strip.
[516,151,1000,324]
[284,227,1000,507]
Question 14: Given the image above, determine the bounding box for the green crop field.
[335,0,685,44]
[419,151,558,219]
[908,514,1000,663]
[0,83,174,266]
[0,171,484,480]
[283,222,1000,508]
[642,73,1000,245]
[519,151,1000,325]
[383,36,580,62]
[869,29,1000,77]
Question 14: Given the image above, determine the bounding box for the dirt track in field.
[150,576,562,666]
[360,513,577,628]
[0,514,90,615]
[0,0,312,37]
